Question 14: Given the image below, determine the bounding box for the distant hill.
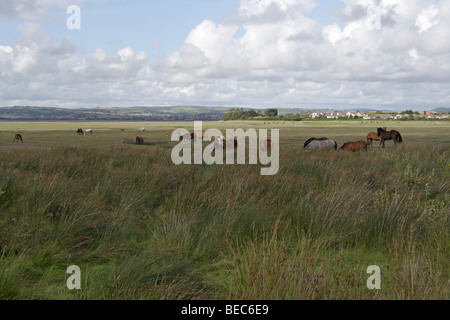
[0,106,230,121]
[433,107,450,113]
[1,106,447,121]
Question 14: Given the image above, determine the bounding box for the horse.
[260,139,272,152]
[367,127,386,147]
[195,132,208,141]
[339,140,368,152]
[178,132,193,142]
[136,136,144,145]
[85,129,93,134]
[377,127,402,148]
[77,128,84,135]
[12,134,23,143]
[140,128,145,132]
[304,137,337,150]
[213,136,238,152]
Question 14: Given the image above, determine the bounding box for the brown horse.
[178,132,194,142]
[367,127,387,147]
[195,132,208,141]
[136,136,144,144]
[260,139,272,152]
[339,140,367,152]
[12,134,23,143]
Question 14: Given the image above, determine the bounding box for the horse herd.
[9,127,402,152]
[79,126,402,151]
[304,127,403,152]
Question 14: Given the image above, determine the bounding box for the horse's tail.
[397,132,403,143]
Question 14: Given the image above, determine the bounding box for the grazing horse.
[213,136,238,152]
[85,129,93,134]
[367,127,386,147]
[136,136,144,145]
[377,127,402,148]
[339,140,368,152]
[12,134,23,143]
[260,139,272,152]
[140,127,145,132]
[195,132,208,141]
[304,137,337,150]
[77,128,84,135]
[178,132,193,142]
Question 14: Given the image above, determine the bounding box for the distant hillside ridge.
[0,106,230,121]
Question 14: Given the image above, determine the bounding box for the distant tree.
[265,108,278,117]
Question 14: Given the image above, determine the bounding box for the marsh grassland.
[0,121,448,299]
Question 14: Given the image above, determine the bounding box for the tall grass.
[0,143,448,299]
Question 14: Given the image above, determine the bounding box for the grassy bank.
[0,139,448,299]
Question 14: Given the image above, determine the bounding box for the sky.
[0,0,449,111]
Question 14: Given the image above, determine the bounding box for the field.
[0,120,449,299]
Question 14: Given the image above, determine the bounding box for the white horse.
[140,127,145,132]
[85,129,93,135]
[214,136,237,151]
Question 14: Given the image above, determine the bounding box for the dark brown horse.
[339,140,367,152]
[178,132,196,142]
[377,128,402,148]
[136,136,144,145]
[12,134,23,143]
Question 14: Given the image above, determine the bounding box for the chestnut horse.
[12,134,23,143]
[339,140,367,152]
[195,132,208,141]
[367,127,387,147]
[260,139,272,151]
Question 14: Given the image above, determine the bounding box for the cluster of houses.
[302,110,449,120]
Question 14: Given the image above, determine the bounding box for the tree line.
[221,108,302,121]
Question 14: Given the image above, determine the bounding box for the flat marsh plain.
[0,120,448,299]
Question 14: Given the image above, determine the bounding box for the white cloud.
[1,0,450,109]
[416,4,440,33]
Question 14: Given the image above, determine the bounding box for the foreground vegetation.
[0,122,448,299]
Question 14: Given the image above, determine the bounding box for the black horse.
[77,128,84,135]
[377,128,403,148]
